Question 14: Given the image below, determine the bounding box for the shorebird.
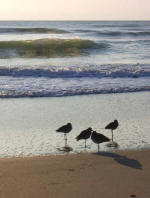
[105,120,119,142]
[76,127,93,150]
[56,123,72,147]
[91,131,110,152]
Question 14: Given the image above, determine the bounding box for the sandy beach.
[0,149,149,198]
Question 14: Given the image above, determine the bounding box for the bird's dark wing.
[99,134,110,142]
[76,131,86,141]
[105,122,113,129]
[56,125,66,132]
[76,130,91,141]
[76,133,82,141]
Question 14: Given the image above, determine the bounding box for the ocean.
[0,20,150,98]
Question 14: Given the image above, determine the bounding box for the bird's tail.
[76,136,79,141]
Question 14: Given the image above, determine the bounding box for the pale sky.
[0,0,150,20]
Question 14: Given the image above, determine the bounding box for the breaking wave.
[0,87,150,98]
[0,28,68,34]
[0,64,149,78]
[0,39,106,58]
[0,64,149,98]
[0,76,150,98]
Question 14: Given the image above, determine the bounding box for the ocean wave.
[93,23,142,28]
[0,88,150,98]
[0,38,105,58]
[0,64,149,78]
[0,28,68,34]
[96,30,150,37]
[0,77,149,98]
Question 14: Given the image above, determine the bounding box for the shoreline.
[0,90,149,100]
[0,146,149,160]
[1,147,149,162]
[0,149,149,198]
[0,90,150,99]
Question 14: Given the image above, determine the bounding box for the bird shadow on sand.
[93,152,143,170]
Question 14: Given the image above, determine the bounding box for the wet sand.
[0,92,150,156]
[0,149,149,198]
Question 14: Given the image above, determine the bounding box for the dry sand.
[0,149,149,198]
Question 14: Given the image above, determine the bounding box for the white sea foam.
[0,76,149,98]
[0,64,149,98]
[0,64,149,78]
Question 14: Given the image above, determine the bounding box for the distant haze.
[0,0,150,20]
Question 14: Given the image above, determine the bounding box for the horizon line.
[0,19,150,21]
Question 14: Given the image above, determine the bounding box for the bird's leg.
[64,134,67,147]
[85,139,86,151]
[66,134,67,147]
[65,134,67,146]
[98,144,99,152]
[64,133,65,147]
[111,129,113,142]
